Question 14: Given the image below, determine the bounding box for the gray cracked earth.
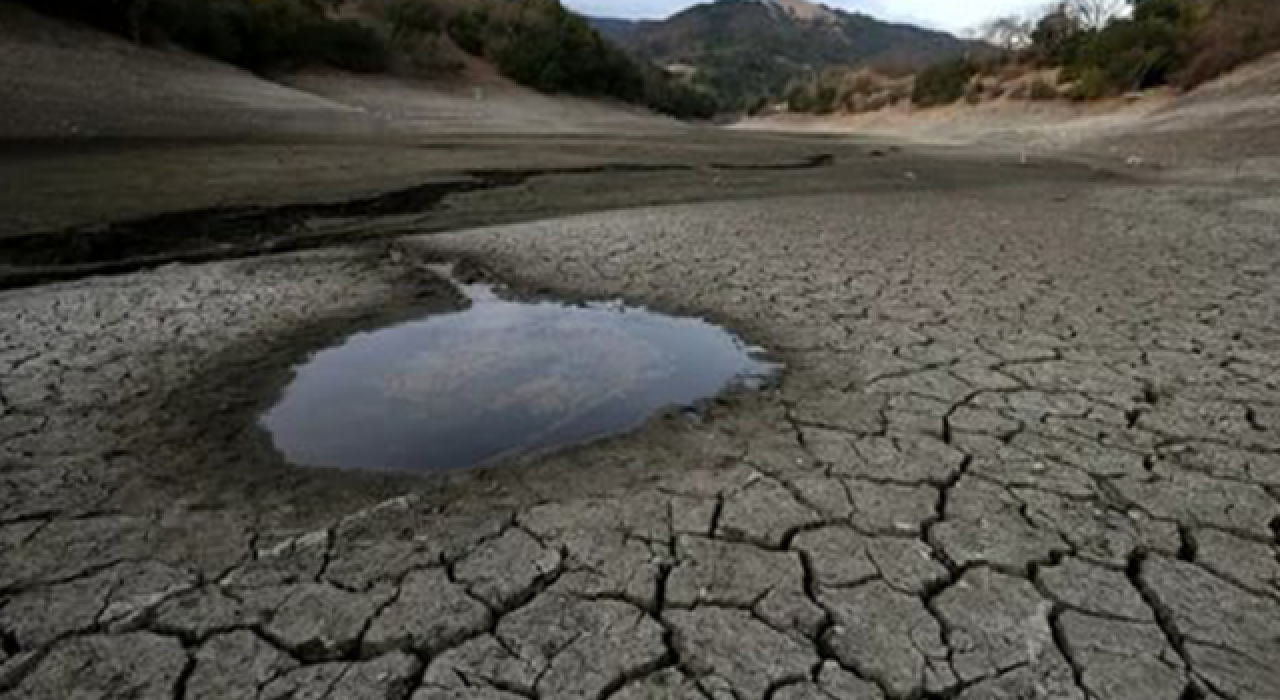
[1,156,1279,700]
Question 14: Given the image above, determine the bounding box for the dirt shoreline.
[738,53,1280,178]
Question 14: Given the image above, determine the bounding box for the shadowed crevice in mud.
[709,153,835,170]
[0,156,839,290]
[0,165,675,271]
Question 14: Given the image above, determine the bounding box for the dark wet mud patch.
[710,153,835,170]
[0,166,672,287]
[262,267,779,472]
[0,156,845,290]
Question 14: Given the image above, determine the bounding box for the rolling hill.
[593,0,980,109]
[13,0,720,119]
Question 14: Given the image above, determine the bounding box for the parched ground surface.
[1,146,1278,700]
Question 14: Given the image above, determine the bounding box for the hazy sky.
[565,0,1049,32]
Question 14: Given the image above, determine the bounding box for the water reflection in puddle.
[262,271,779,472]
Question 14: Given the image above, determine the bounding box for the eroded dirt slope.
[0,5,370,140]
[742,50,1280,177]
[0,5,675,141]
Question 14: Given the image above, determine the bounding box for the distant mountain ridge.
[589,16,648,42]
[591,0,979,109]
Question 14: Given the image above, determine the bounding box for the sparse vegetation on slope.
[601,0,978,111]
[1016,0,1280,97]
[1172,0,1280,87]
[779,0,1280,115]
[17,0,718,119]
[912,59,979,107]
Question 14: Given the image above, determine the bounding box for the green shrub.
[494,7,643,99]
[811,85,838,114]
[386,0,443,41]
[1028,78,1059,100]
[912,59,975,107]
[643,74,721,119]
[1176,0,1280,88]
[785,84,813,113]
[447,8,491,56]
[1031,7,1089,66]
[1068,66,1112,100]
[1076,18,1182,92]
[301,19,389,73]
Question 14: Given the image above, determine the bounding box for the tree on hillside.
[1131,0,1197,24]
[1067,0,1129,30]
[981,15,1035,52]
[978,0,1280,99]
[385,1,443,41]
[1027,0,1130,62]
[1031,5,1086,64]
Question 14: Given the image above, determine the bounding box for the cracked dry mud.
[1,155,1279,700]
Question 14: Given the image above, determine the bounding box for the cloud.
[566,1,699,20]
[564,0,1050,32]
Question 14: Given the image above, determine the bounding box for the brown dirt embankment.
[740,52,1280,178]
[0,4,674,141]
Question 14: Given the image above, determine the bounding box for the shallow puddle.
[262,271,778,472]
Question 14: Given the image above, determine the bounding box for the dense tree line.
[27,0,390,72]
[444,0,716,117]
